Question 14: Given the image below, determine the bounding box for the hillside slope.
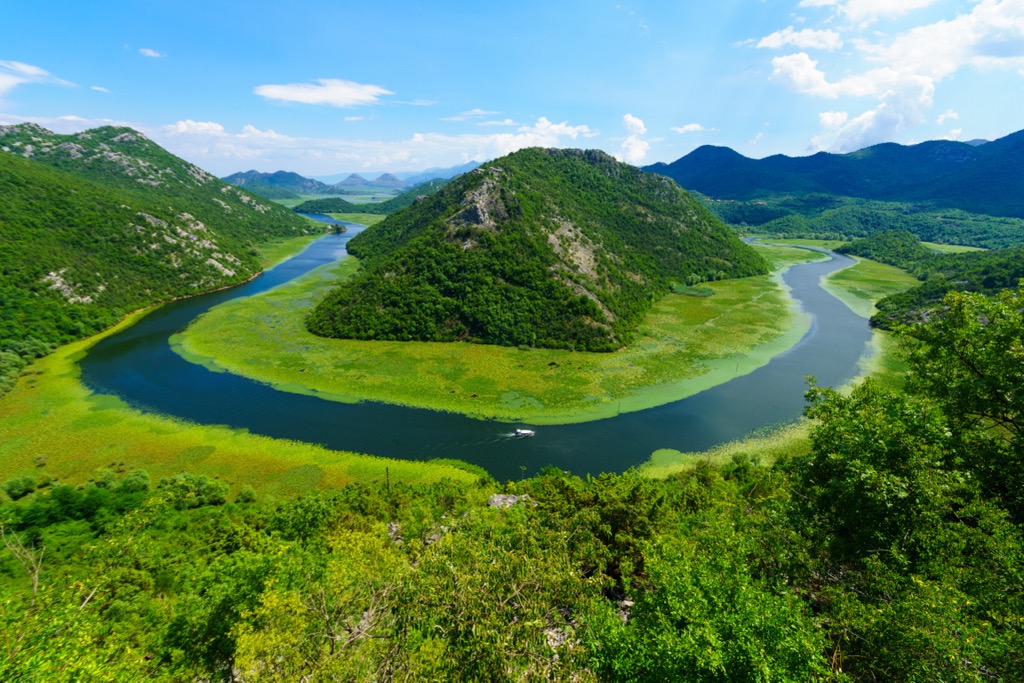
[0,123,319,389]
[308,147,766,352]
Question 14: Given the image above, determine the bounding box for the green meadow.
[175,243,823,425]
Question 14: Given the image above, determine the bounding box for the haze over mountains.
[645,129,1024,219]
[223,161,482,200]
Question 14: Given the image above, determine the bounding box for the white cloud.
[91,85,110,93]
[253,78,393,108]
[171,119,226,135]
[139,48,164,58]
[0,60,75,98]
[758,26,843,50]
[770,52,882,98]
[153,115,596,175]
[622,113,647,137]
[784,0,1024,152]
[478,118,519,127]
[344,116,364,122]
[616,114,649,164]
[671,123,715,134]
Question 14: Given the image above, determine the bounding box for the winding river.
[80,217,871,480]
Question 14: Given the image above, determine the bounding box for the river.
[80,219,871,480]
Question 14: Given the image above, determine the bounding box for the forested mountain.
[646,129,1024,219]
[221,170,335,199]
[307,147,767,351]
[0,123,318,392]
[293,178,450,215]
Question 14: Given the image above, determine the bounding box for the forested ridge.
[0,123,319,394]
[307,148,767,351]
[835,230,1024,327]
[2,286,1023,681]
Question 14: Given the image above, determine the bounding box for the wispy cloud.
[91,85,110,93]
[798,0,938,23]
[936,109,958,124]
[478,118,519,127]
[139,48,164,58]
[0,61,75,98]
[344,115,364,122]
[441,108,499,122]
[253,78,393,107]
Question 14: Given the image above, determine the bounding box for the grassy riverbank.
[0,234,478,496]
[175,243,822,425]
[641,242,920,477]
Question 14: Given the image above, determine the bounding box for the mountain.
[336,173,370,187]
[222,170,334,199]
[294,178,451,215]
[0,123,319,391]
[307,148,766,352]
[401,160,481,186]
[645,129,1024,218]
[372,173,406,189]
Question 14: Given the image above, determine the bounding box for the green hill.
[307,148,766,352]
[0,123,319,391]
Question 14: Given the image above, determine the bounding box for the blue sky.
[2,0,1022,176]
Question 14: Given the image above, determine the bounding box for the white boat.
[514,428,536,438]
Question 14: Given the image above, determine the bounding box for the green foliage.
[308,148,767,351]
[3,475,36,501]
[158,473,230,510]
[0,123,318,395]
[586,521,833,682]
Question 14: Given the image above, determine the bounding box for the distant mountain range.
[223,161,482,200]
[645,129,1024,219]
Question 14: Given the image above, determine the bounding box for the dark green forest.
[307,148,767,351]
[0,124,318,394]
[3,287,1023,681]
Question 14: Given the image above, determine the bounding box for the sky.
[2,0,1022,177]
